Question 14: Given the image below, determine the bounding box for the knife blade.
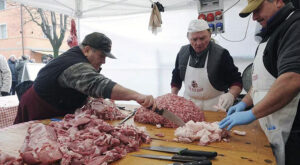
[169,160,212,165]
[118,109,137,125]
[132,154,207,162]
[149,106,185,127]
[141,146,217,158]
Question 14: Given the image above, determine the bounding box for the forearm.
[110,84,140,101]
[171,87,180,95]
[241,87,253,107]
[228,85,242,98]
[252,72,300,118]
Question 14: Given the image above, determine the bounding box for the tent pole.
[77,17,80,42]
[20,4,25,56]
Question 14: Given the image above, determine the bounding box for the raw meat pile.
[20,111,151,164]
[0,150,21,165]
[20,123,62,164]
[134,93,205,128]
[77,98,126,120]
[174,120,229,146]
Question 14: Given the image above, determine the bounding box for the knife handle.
[180,149,217,158]
[149,106,164,115]
[173,160,212,165]
[172,154,207,162]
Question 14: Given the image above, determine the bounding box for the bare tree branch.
[23,5,69,58]
[24,6,42,26]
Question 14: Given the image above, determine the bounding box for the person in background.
[219,0,300,164]
[16,55,30,84]
[30,59,35,63]
[171,19,242,111]
[14,32,156,123]
[7,55,18,95]
[0,55,12,97]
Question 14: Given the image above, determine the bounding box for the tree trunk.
[53,47,59,58]
[24,7,68,59]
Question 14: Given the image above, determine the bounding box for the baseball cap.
[81,32,116,59]
[239,0,264,18]
[187,19,209,33]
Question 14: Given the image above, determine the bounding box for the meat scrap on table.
[12,98,151,165]
[174,120,229,146]
[134,93,205,128]
[77,98,126,120]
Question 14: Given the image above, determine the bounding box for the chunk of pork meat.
[0,150,22,165]
[20,123,62,164]
[77,98,126,120]
[174,120,229,145]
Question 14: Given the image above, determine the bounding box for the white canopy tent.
[9,0,258,99]
[9,0,197,18]
[10,0,199,39]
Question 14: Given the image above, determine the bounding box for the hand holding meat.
[219,110,256,130]
[136,94,156,111]
[217,93,234,110]
[227,101,247,116]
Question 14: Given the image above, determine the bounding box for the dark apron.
[14,86,73,124]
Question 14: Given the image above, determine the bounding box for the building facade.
[0,0,71,62]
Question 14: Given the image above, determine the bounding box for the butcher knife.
[141,146,217,158]
[132,154,207,162]
[149,106,185,127]
[118,109,137,125]
[168,160,212,165]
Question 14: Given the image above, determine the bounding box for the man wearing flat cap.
[14,32,156,123]
[219,0,300,164]
[171,19,242,111]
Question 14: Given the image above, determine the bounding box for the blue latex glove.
[227,101,247,116]
[219,109,256,130]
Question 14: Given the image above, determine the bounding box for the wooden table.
[109,105,275,165]
[0,104,276,165]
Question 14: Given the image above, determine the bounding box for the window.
[0,24,7,39]
[0,0,5,10]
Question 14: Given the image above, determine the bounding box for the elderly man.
[171,19,242,111]
[219,0,300,164]
[14,32,156,123]
[0,55,12,96]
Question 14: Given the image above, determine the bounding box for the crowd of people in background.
[0,54,42,97]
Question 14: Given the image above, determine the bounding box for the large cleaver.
[150,106,185,127]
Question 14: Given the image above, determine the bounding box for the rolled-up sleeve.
[278,21,300,75]
[58,63,116,98]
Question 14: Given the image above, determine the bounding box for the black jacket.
[171,41,242,91]
[34,46,89,111]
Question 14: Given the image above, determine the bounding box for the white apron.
[251,41,300,165]
[183,52,224,111]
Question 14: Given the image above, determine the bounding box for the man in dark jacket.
[8,55,18,95]
[16,55,29,84]
[14,32,156,123]
[171,19,242,111]
[219,0,300,164]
